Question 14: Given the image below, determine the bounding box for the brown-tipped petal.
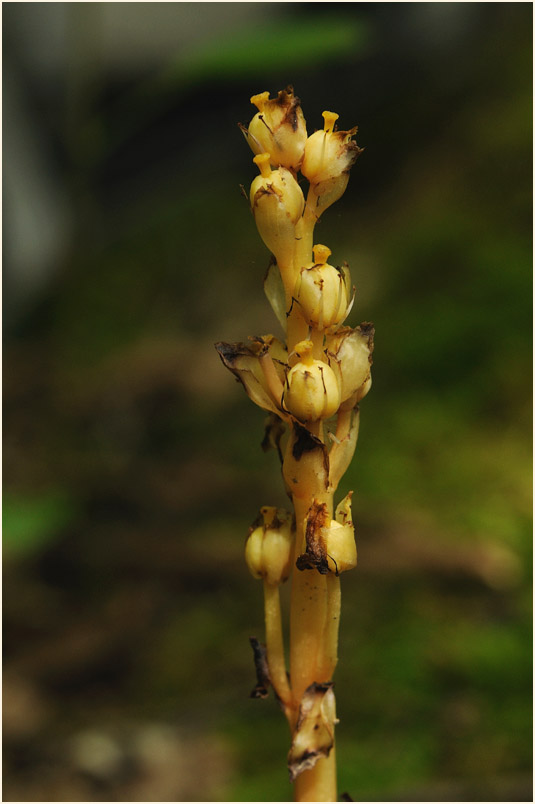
[246,87,308,170]
[215,338,289,417]
[302,126,362,185]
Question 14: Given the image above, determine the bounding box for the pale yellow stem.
[310,328,325,359]
[285,172,342,804]
[294,748,337,802]
[287,306,309,352]
[307,419,324,442]
[289,565,328,713]
[289,494,333,710]
[263,580,292,711]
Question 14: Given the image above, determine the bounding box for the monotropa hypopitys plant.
[216,87,374,802]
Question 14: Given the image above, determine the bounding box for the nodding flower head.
[243,88,308,171]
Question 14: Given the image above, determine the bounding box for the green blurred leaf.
[105,15,370,155]
[3,491,76,557]
[176,16,370,81]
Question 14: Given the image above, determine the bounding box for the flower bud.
[326,324,374,404]
[245,506,293,585]
[244,88,307,171]
[323,492,357,574]
[282,340,340,422]
[294,244,350,330]
[301,112,363,216]
[250,154,305,264]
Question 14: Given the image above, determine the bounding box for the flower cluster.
[217,86,373,579]
[216,88,374,789]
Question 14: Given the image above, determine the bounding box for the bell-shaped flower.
[301,111,363,217]
[282,340,340,423]
[243,88,307,171]
[250,154,305,268]
[245,506,294,586]
[294,244,352,331]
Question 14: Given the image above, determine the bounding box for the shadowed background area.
[3,3,532,801]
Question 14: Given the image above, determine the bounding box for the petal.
[335,491,353,525]
[264,259,287,332]
[215,341,281,415]
[329,407,360,490]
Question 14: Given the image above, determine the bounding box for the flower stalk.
[216,87,373,802]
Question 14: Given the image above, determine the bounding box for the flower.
[282,340,340,422]
[245,506,293,585]
[250,154,304,267]
[301,111,363,217]
[294,244,351,330]
[302,111,361,183]
[243,88,307,171]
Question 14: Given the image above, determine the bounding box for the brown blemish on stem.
[296,501,330,575]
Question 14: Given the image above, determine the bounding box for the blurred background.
[3,3,532,801]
